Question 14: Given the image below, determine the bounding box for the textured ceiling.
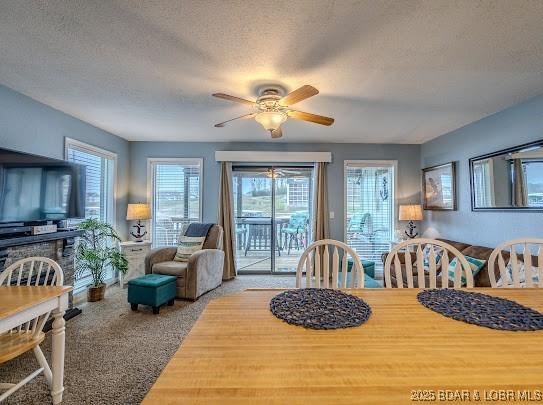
[0,0,542,143]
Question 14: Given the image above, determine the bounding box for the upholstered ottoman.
[340,259,381,288]
[346,259,376,278]
[128,274,177,314]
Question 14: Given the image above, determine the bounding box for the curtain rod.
[215,151,332,163]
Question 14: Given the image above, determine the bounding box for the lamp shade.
[399,204,423,221]
[255,111,287,131]
[126,203,151,220]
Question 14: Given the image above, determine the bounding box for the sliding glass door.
[273,168,313,272]
[233,169,273,273]
[233,166,313,274]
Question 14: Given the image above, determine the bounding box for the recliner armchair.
[145,224,224,300]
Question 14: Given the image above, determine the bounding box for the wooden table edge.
[0,286,73,319]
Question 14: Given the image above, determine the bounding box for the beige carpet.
[1,275,296,405]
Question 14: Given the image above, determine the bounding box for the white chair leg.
[50,310,66,405]
[33,345,52,386]
[0,368,44,402]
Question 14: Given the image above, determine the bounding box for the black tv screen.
[0,147,86,224]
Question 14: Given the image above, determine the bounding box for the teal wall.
[129,142,421,242]
[0,84,131,237]
[420,94,543,247]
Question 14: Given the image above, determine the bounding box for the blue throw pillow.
[447,255,486,286]
[422,244,444,271]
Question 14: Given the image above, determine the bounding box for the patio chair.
[347,213,371,233]
[281,213,309,254]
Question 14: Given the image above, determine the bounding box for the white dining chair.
[0,257,64,402]
[384,238,473,288]
[488,238,543,288]
[296,239,364,288]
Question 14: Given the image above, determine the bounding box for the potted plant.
[75,218,128,302]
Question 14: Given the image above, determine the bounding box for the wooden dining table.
[0,286,71,404]
[143,288,543,404]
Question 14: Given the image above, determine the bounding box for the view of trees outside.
[232,168,313,273]
[233,170,312,218]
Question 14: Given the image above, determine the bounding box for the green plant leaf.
[75,218,127,286]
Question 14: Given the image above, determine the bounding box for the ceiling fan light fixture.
[255,111,287,131]
[212,85,333,139]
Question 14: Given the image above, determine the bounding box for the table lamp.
[398,204,423,239]
[126,203,151,242]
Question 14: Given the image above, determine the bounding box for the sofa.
[383,238,509,288]
[144,224,225,300]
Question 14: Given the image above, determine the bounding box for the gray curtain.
[312,162,329,241]
[218,162,236,280]
[512,159,528,207]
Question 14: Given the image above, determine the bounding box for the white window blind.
[345,162,395,276]
[66,149,114,222]
[65,139,116,292]
[149,159,202,247]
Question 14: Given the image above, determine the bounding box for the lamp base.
[130,220,147,242]
[404,221,418,239]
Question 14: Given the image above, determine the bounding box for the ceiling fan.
[212,85,334,139]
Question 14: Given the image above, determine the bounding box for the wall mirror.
[470,139,543,211]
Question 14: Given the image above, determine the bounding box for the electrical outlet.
[329,211,335,219]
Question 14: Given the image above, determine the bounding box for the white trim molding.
[64,137,118,160]
[215,151,332,163]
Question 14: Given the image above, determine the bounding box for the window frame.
[64,137,118,292]
[146,158,204,246]
[343,160,398,245]
[64,137,118,227]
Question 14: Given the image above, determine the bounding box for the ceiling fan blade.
[214,113,256,128]
[279,85,319,106]
[288,110,334,126]
[271,127,283,139]
[212,93,256,106]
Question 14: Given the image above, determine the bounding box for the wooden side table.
[119,240,152,287]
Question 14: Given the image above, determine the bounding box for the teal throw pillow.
[447,255,486,286]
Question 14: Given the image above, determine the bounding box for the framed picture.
[422,162,457,210]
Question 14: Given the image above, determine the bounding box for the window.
[286,178,310,208]
[344,161,396,277]
[148,159,202,247]
[521,160,543,207]
[65,138,117,291]
[472,158,495,207]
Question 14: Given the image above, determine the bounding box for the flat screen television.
[0,147,86,225]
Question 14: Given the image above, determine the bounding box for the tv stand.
[0,229,83,249]
[0,224,32,236]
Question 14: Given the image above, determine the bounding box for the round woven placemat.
[417,289,543,331]
[270,288,371,330]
